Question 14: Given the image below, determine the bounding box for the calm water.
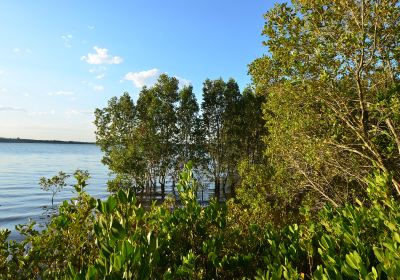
[0,143,110,240]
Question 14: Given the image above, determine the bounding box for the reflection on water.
[0,143,110,240]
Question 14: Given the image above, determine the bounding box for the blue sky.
[0,1,276,141]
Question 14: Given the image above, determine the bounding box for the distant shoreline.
[0,137,95,145]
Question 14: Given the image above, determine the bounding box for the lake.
[0,143,110,240]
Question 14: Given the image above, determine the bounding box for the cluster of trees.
[94,75,265,200]
[95,0,400,213]
[1,0,400,278]
[245,0,400,214]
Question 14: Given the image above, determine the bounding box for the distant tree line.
[0,137,93,144]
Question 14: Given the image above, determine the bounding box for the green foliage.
[1,170,97,279]
[39,171,70,205]
[2,168,400,279]
[95,75,266,201]
[201,79,266,199]
[95,75,207,199]
[312,172,400,279]
[3,2,400,279]
[249,0,400,208]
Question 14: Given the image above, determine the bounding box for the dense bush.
[1,165,399,279]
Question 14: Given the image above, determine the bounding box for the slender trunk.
[140,185,144,202]
[230,182,236,198]
[214,177,220,201]
[172,178,176,195]
[222,176,227,199]
[161,182,165,200]
[385,118,400,155]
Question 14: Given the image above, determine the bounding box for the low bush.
[1,166,399,279]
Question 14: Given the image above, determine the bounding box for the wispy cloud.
[95,73,105,79]
[61,34,73,48]
[124,68,160,88]
[65,109,93,118]
[0,70,4,75]
[88,25,95,30]
[89,66,106,73]
[93,85,104,91]
[48,90,75,96]
[13,48,31,54]
[0,88,8,94]
[0,106,26,112]
[89,66,106,79]
[123,69,190,89]
[28,110,56,116]
[81,46,123,65]
[82,80,105,92]
[175,76,191,88]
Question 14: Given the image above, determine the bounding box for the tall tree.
[221,79,242,196]
[94,93,147,194]
[95,75,180,199]
[175,85,204,168]
[202,79,226,200]
[239,87,266,164]
[136,74,180,198]
[249,0,400,207]
[201,78,244,199]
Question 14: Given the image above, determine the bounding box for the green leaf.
[117,189,127,203]
[393,232,400,244]
[342,263,358,278]
[107,196,117,212]
[113,255,123,271]
[86,265,97,280]
[373,247,385,262]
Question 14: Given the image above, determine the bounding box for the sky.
[0,1,277,142]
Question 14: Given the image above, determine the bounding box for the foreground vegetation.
[1,0,400,278]
[1,165,399,279]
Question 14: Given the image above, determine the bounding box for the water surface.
[0,143,109,239]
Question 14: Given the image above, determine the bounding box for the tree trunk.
[222,176,227,199]
[172,178,176,195]
[161,182,165,200]
[214,177,220,201]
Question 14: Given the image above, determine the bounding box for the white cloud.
[88,66,106,79]
[61,34,73,48]
[88,25,95,30]
[48,91,75,96]
[81,80,103,91]
[124,68,160,88]
[13,48,31,54]
[81,46,123,65]
[0,88,8,93]
[175,76,191,88]
[0,106,26,112]
[65,109,93,118]
[28,110,56,117]
[123,69,190,89]
[89,66,106,73]
[93,85,104,91]
[0,70,4,75]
